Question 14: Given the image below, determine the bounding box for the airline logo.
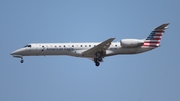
[143,30,164,47]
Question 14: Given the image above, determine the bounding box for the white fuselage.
[10,23,168,66]
[11,42,155,58]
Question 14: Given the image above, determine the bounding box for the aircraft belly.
[106,47,155,56]
[23,50,68,56]
[42,50,68,55]
[136,47,155,53]
[108,48,139,54]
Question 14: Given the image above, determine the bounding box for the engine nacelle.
[120,39,144,48]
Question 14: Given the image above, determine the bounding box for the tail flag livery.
[143,23,169,47]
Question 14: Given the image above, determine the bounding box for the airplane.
[11,23,169,66]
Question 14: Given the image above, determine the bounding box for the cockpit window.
[24,45,31,47]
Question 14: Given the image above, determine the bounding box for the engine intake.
[120,39,144,48]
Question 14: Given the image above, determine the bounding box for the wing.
[82,38,115,57]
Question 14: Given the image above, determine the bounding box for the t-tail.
[143,23,169,47]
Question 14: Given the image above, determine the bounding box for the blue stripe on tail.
[146,31,156,40]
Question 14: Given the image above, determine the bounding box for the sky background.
[0,0,180,101]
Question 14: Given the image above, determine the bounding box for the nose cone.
[11,50,18,55]
[11,48,25,55]
[11,50,20,55]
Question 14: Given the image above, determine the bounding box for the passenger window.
[64,45,66,47]
[81,45,82,47]
[85,45,87,47]
[72,45,74,47]
[89,45,91,47]
[115,45,117,47]
[59,45,61,47]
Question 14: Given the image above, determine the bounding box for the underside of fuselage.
[11,45,156,66]
[14,46,156,57]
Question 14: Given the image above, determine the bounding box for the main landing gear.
[94,52,103,67]
[20,59,24,63]
[94,58,100,66]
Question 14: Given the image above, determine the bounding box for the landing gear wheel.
[97,57,102,62]
[20,60,24,63]
[95,62,100,66]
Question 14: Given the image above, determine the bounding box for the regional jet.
[11,23,169,66]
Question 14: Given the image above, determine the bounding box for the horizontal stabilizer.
[154,23,169,31]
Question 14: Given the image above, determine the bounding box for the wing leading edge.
[82,38,115,57]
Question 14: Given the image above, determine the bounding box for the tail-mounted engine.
[120,39,144,48]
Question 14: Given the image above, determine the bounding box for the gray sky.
[1,0,180,101]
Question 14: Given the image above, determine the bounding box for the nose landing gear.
[12,55,24,63]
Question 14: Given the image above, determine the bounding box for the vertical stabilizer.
[143,23,169,47]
